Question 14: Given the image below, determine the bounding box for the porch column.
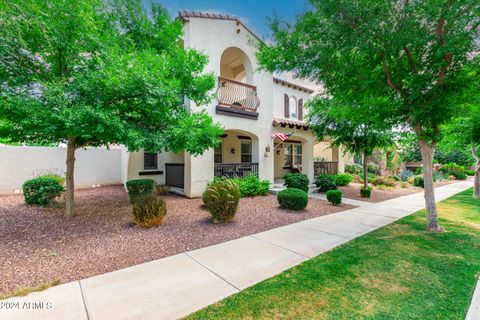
[184,149,214,198]
[303,140,315,183]
[337,146,345,173]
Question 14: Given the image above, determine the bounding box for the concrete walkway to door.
[0,181,473,320]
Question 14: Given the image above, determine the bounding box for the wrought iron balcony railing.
[216,77,260,112]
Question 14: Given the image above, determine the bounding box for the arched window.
[289,96,297,119]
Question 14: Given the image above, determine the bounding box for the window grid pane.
[144,153,158,170]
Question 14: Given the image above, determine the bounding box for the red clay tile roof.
[273,78,314,93]
[272,118,309,130]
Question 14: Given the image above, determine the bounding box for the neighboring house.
[126,11,350,197]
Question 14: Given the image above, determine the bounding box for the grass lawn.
[186,189,480,320]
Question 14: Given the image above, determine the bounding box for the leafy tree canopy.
[0,0,222,154]
[258,0,479,143]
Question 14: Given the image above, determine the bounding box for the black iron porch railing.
[214,163,259,179]
[314,161,338,176]
[216,77,260,112]
[165,163,184,188]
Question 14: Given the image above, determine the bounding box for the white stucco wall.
[0,146,123,194]
[272,83,311,120]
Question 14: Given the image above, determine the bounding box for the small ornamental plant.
[126,179,155,202]
[22,177,65,207]
[360,186,372,198]
[277,188,308,211]
[283,173,309,192]
[132,195,167,228]
[315,175,337,193]
[326,190,342,205]
[413,176,424,188]
[202,179,240,223]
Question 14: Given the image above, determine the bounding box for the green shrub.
[202,179,240,223]
[367,162,379,174]
[449,170,467,180]
[283,173,309,192]
[367,173,376,183]
[22,177,65,206]
[371,176,396,187]
[132,194,167,228]
[441,163,465,173]
[360,186,372,198]
[399,169,414,181]
[277,188,308,211]
[39,174,65,186]
[126,179,155,201]
[326,190,342,205]
[234,174,270,197]
[332,173,353,186]
[415,166,423,175]
[465,169,475,176]
[413,175,424,188]
[345,163,363,175]
[315,175,337,192]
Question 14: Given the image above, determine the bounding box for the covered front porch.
[213,129,260,179]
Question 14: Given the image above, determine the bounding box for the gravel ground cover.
[0,185,354,296]
[338,181,452,203]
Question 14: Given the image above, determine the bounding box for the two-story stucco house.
[125,11,349,198]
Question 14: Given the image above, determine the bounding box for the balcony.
[216,77,260,120]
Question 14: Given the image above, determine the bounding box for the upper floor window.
[289,96,297,119]
[284,94,304,121]
[144,152,158,170]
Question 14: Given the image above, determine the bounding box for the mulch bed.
[0,185,354,296]
[339,181,453,203]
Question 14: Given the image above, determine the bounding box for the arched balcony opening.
[216,47,260,115]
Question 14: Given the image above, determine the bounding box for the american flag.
[271,133,291,142]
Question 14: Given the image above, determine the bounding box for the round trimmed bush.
[277,188,308,211]
[22,177,65,206]
[413,175,424,188]
[283,173,309,192]
[326,190,342,205]
[449,170,467,180]
[360,187,372,198]
[126,179,155,202]
[132,194,167,228]
[332,173,353,186]
[202,179,240,223]
[315,175,337,193]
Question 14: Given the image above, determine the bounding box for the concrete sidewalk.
[0,181,472,320]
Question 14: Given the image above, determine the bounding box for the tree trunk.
[418,139,442,232]
[363,153,368,189]
[471,144,480,199]
[65,137,76,218]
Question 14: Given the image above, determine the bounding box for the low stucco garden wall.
[0,145,125,194]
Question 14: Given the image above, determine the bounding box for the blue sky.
[143,0,311,38]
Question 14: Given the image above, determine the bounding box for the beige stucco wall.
[127,150,183,185]
[0,146,123,194]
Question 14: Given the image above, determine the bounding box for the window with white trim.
[289,96,297,119]
[240,140,252,163]
[284,142,302,168]
[214,142,222,163]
